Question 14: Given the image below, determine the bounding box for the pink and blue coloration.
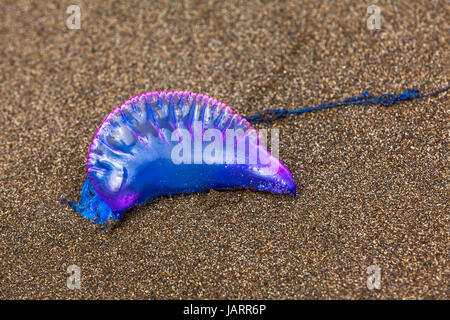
[64,91,296,225]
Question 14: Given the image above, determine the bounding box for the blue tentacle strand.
[62,175,123,225]
[244,87,449,124]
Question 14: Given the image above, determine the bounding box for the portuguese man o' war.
[64,91,296,225]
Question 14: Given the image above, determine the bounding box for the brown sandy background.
[0,0,448,299]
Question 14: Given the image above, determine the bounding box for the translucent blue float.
[64,91,296,225]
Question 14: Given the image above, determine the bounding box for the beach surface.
[0,0,448,299]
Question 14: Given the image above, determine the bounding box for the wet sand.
[0,0,448,299]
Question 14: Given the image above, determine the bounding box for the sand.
[0,0,448,299]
